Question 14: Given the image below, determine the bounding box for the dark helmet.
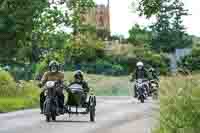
[74,70,83,80]
[49,60,59,72]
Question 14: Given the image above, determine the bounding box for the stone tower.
[95,0,110,33]
[81,0,111,36]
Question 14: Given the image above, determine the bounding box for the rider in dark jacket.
[131,61,149,97]
[39,61,65,114]
[149,67,159,80]
[73,70,89,93]
[68,70,90,105]
[149,67,159,89]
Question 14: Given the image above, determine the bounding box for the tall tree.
[0,0,48,64]
[150,3,174,52]
[170,0,192,49]
[150,0,192,52]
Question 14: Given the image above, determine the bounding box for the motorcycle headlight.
[46,81,55,88]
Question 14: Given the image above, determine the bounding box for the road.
[0,97,158,133]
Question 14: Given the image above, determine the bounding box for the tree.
[150,3,174,52]
[137,0,164,18]
[128,24,152,46]
[170,0,192,49]
[150,0,192,52]
[66,0,95,35]
[65,32,105,64]
[0,0,49,64]
[0,0,95,64]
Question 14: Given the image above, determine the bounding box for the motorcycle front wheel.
[46,115,51,122]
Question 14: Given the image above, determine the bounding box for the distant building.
[81,0,110,38]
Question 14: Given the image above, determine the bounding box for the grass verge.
[154,74,200,133]
[0,96,39,113]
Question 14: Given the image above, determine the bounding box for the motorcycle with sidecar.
[42,81,96,122]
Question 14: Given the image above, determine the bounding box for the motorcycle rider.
[39,60,65,114]
[149,67,159,81]
[130,61,149,97]
[149,67,159,89]
[69,70,90,105]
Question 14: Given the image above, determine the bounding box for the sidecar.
[65,83,96,122]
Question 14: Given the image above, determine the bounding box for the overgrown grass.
[0,70,40,113]
[154,74,200,133]
[0,97,39,113]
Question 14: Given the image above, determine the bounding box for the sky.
[95,0,200,37]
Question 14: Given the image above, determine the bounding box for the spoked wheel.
[90,106,95,122]
[52,114,56,121]
[139,95,145,103]
[140,97,144,103]
[89,96,96,122]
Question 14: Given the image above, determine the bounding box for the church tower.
[80,0,111,38]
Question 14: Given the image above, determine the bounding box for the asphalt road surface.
[0,97,158,133]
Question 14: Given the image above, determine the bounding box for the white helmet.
[136,61,144,67]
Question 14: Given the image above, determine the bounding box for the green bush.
[0,70,40,112]
[0,70,17,97]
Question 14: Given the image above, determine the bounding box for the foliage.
[137,0,163,18]
[132,47,170,74]
[65,33,105,63]
[0,70,39,96]
[0,0,48,63]
[66,0,95,35]
[34,60,48,79]
[79,59,126,76]
[154,75,200,133]
[150,0,192,52]
[128,24,152,46]
[0,97,38,113]
[178,47,200,71]
[0,0,95,65]
[0,70,40,112]
[108,45,170,75]
[0,70,16,97]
